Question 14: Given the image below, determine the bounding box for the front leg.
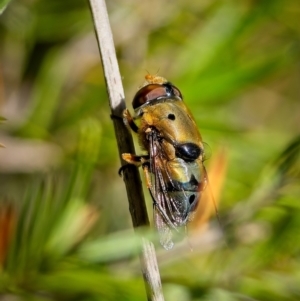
[123,109,139,133]
[121,153,152,188]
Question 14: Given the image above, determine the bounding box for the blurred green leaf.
[37,269,146,300]
[46,198,98,259]
[17,48,72,139]
[78,228,156,263]
[0,0,11,14]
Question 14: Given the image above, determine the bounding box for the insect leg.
[122,153,149,166]
[123,109,139,133]
[110,113,123,121]
[141,162,152,189]
[119,153,150,176]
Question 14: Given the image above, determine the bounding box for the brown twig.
[88,1,164,300]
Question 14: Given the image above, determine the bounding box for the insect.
[122,75,207,249]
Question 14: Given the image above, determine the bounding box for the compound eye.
[162,83,183,100]
[170,84,183,100]
[132,84,167,109]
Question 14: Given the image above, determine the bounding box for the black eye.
[167,113,176,120]
[189,194,196,205]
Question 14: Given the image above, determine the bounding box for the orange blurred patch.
[0,203,16,267]
[190,148,228,233]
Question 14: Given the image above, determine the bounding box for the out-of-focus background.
[0,0,300,300]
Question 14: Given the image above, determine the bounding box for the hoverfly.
[122,75,207,249]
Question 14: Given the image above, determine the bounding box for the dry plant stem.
[88,0,164,300]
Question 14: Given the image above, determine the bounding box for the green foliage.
[0,0,300,300]
[0,0,11,15]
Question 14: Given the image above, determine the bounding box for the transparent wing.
[146,130,204,249]
[153,207,174,250]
